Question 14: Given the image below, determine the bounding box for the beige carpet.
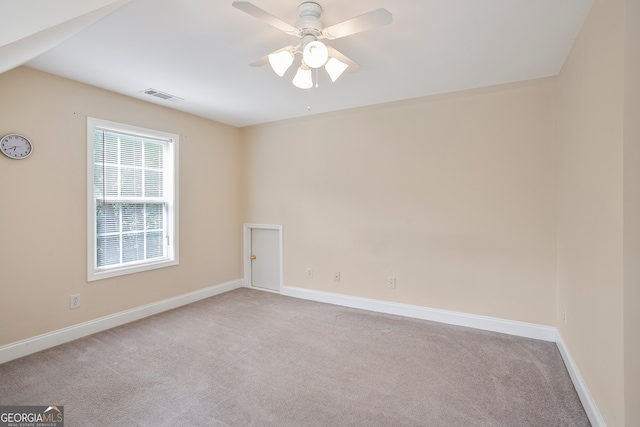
[0,288,589,426]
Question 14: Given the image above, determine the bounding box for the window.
[87,117,178,281]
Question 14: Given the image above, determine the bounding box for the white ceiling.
[9,0,594,128]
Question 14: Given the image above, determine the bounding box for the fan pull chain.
[307,68,320,111]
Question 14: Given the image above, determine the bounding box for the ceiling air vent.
[141,88,184,102]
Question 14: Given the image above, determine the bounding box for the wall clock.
[1,134,33,159]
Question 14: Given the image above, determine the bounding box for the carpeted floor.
[0,288,590,426]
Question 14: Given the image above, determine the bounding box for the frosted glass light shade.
[325,57,349,82]
[268,51,294,77]
[292,65,313,89]
[303,41,329,69]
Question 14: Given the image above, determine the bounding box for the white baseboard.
[281,286,557,341]
[555,332,606,427]
[0,279,243,365]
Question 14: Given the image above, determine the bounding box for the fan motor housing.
[296,2,324,36]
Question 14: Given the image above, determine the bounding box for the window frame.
[87,117,179,281]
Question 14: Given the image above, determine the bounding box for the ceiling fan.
[232,1,393,89]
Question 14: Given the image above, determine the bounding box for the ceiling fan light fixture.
[303,40,329,68]
[292,64,313,89]
[268,50,294,76]
[235,1,394,91]
[325,57,349,82]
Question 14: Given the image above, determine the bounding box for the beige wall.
[0,67,243,346]
[557,0,627,425]
[624,0,640,425]
[242,78,558,326]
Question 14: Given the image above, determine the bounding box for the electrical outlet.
[307,267,313,279]
[334,272,340,282]
[70,294,81,309]
[387,277,396,289]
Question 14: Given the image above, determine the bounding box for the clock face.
[1,134,32,159]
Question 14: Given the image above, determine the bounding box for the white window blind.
[87,118,178,281]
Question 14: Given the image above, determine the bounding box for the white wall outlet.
[70,294,81,309]
[334,272,341,282]
[387,277,396,289]
[307,267,313,279]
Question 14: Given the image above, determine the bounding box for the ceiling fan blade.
[249,56,269,67]
[232,1,297,34]
[323,8,392,40]
[327,47,361,73]
[249,45,298,67]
